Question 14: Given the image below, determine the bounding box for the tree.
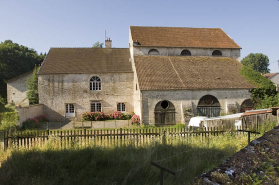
[0,40,45,100]
[27,65,40,105]
[92,41,104,48]
[241,53,270,74]
[240,65,278,109]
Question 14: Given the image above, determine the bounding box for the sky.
[0,0,278,72]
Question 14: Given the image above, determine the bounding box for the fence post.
[162,130,166,145]
[4,130,7,150]
[47,129,49,140]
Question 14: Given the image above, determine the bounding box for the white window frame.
[65,104,75,117]
[90,76,101,91]
[117,103,126,112]
[91,102,102,112]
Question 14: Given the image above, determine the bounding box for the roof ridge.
[130,26,222,29]
[50,47,129,49]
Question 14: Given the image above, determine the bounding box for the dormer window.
[148,49,160,56]
[181,50,191,56]
[90,76,101,91]
[212,50,222,56]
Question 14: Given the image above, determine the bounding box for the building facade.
[35,26,254,125]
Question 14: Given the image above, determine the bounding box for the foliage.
[82,111,137,122]
[240,65,279,108]
[21,115,48,130]
[0,131,256,184]
[92,41,104,48]
[81,112,107,121]
[0,40,45,99]
[130,114,140,125]
[0,112,19,130]
[26,65,40,105]
[0,95,5,105]
[241,53,270,74]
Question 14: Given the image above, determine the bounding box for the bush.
[81,112,107,121]
[81,111,139,122]
[130,115,140,125]
[22,115,48,130]
[0,112,19,130]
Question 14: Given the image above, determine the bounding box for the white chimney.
[105,37,112,48]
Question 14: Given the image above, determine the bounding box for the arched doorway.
[240,99,254,112]
[154,100,176,125]
[197,95,220,117]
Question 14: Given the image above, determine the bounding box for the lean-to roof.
[134,56,254,90]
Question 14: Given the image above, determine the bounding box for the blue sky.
[1,0,278,72]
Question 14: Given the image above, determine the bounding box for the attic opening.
[148,49,160,56]
[197,95,220,117]
[154,100,176,125]
[212,50,222,56]
[180,50,191,56]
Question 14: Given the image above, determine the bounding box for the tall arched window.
[180,50,191,56]
[212,50,222,56]
[90,76,101,91]
[148,49,160,55]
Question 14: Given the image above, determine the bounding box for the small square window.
[117,103,126,112]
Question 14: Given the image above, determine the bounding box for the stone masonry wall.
[7,73,32,106]
[38,73,134,121]
[141,89,251,125]
[132,46,241,61]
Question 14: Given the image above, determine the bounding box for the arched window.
[180,50,191,56]
[212,50,222,56]
[148,49,160,56]
[117,103,126,112]
[197,95,220,117]
[90,76,101,91]
[240,99,254,112]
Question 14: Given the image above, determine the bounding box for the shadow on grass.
[0,143,236,185]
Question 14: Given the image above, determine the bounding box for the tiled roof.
[130,26,241,49]
[263,73,278,79]
[38,48,132,74]
[134,56,255,90]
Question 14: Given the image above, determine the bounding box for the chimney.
[105,37,112,48]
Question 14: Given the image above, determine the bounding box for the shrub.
[22,115,49,130]
[81,111,139,122]
[82,112,107,121]
[130,115,140,125]
[0,112,19,130]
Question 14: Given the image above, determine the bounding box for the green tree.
[0,40,45,100]
[92,41,104,48]
[240,65,278,109]
[241,53,270,74]
[27,65,40,105]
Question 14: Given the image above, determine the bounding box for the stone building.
[263,73,279,91]
[35,26,255,125]
[6,71,32,106]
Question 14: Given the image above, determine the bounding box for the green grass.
[0,131,259,185]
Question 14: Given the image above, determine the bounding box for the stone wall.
[7,72,32,106]
[132,46,241,61]
[38,73,134,121]
[141,89,251,125]
[15,104,44,126]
